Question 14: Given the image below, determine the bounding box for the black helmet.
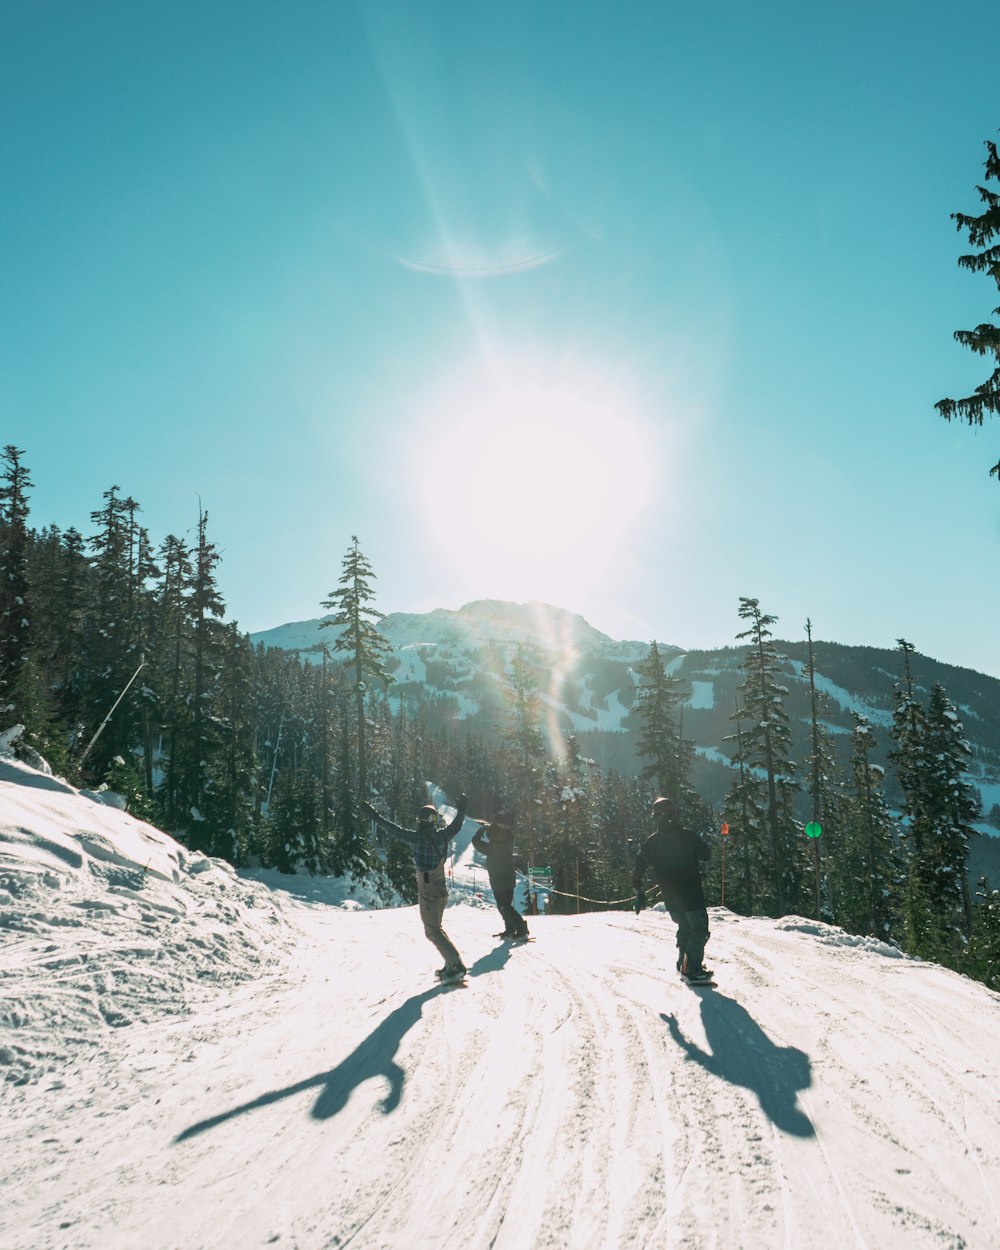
[417,804,438,825]
[651,796,677,818]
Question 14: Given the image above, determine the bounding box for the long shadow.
[174,943,512,1143]
[660,991,815,1138]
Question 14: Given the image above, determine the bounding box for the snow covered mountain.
[251,600,1000,843]
[3,751,1000,1250]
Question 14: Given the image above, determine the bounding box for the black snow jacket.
[632,816,710,912]
[471,825,516,891]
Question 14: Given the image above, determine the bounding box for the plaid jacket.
[362,796,467,872]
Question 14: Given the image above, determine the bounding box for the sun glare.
[417,371,656,603]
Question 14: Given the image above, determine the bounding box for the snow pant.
[492,885,528,937]
[416,860,462,966]
[670,907,710,974]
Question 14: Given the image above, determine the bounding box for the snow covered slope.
[3,758,1000,1250]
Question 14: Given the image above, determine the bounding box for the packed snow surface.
[3,757,1000,1250]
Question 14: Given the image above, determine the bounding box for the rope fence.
[524,879,662,910]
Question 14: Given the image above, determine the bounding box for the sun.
[416,367,655,603]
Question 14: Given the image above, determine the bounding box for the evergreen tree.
[911,683,978,960]
[802,619,848,921]
[728,598,803,916]
[935,137,1000,477]
[502,643,546,874]
[26,525,85,753]
[889,639,925,841]
[891,642,979,965]
[837,714,903,939]
[200,622,259,863]
[720,696,768,915]
[634,640,692,802]
[320,536,393,795]
[541,735,600,913]
[151,534,194,827]
[81,486,144,776]
[966,876,1000,990]
[51,526,88,732]
[0,445,32,720]
[186,507,227,836]
[330,720,370,878]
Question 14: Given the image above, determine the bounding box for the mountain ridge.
[250,599,1000,867]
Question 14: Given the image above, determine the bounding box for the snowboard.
[679,974,716,988]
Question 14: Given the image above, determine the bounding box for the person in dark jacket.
[362,794,468,982]
[472,814,529,940]
[632,796,713,982]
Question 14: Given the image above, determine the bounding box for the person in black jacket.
[632,796,712,982]
[362,794,468,982]
[472,814,529,940]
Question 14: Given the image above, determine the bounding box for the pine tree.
[186,507,226,836]
[728,598,803,916]
[151,534,194,827]
[320,536,393,795]
[0,446,32,721]
[912,683,979,960]
[720,696,768,915]
[966,876,1000,990]
[837,714,903,939]
[634,640,692,802]
[891,642,979,965]
[935,137,1000,477]
[541,735,600,913]
[330,721,370,878]
[81,486,144,777]
[199,622,259,863]
[502,643,546,875]
[801,619,848,921]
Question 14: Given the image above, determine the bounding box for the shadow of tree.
[660,991,814,1137]
[174,942,511,1143]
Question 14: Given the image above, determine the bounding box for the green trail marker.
[805,821,822,839]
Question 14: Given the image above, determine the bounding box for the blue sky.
[3,1,1000,676]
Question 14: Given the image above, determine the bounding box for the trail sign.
[805,821,822,839]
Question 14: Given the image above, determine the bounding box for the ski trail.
[6,902,1000,1250]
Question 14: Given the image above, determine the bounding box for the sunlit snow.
[3,754,1000,1250]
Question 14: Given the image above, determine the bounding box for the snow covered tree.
[966,876,1000,990]
[908,683,978,962]
[936,137,1000,478]
[728,598,804,916]
[891,642,979,965]
[321,536,393,796]
[836,714,903,939]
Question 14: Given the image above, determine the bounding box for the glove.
[633,888,646,915]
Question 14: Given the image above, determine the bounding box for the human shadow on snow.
[660,991,814,1138]
[174,942,511,1143]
